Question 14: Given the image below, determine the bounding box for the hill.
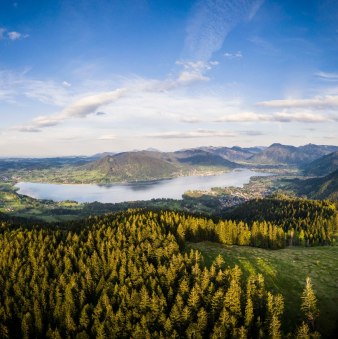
[303,151,338,176]
[249,143,338,165]
[85,151,179,181]
[84,149,241,182]
[291,170,338,200]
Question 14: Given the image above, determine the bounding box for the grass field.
[187,242,338,338]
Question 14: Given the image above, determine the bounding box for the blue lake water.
[15,169,270,203]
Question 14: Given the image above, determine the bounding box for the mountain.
[191,146,264,162]
[248,143,299,165]
[84,148,241,182]
[231,146,266,154]
[174,149,239,168]
[85,151,179,181]
[210,147,258,162]
[303,151,338,176]
[298,144,338,159]
[291,170,338,200]
[248,143,338,165]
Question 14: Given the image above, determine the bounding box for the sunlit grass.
[187,242,338,337]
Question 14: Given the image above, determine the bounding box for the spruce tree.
[301,277,319,331]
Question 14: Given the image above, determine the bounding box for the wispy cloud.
[0,27,29,41]
[147,129,235,139]
[14,126,41,133]
[273,112,330,123]
[13,65,219,133]
[241,130,264,136]
[62,81,71,87]
[249,36,278,54]
[257,95,338,109]
[214,111,335,123]
[185,0,264,62]
[174,60,218,85]
[0,28,5,39]
[214,112,267,122]
[0,69,72,106]
[224,51,243,59]
[175,60,217,84]
[315,71,338,81]
[97,134,116,140]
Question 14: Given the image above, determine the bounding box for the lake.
[15,169,270,203]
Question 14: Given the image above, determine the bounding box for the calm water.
[15,169,269,203]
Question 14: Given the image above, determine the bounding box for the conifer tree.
[301,277,319,331]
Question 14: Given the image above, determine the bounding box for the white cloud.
[177,70,209,83]
[0,28,29,41]
[62,81,71,87]
[224,51,243,59]
[8,31,21,40]
[173,60,218,86]
[60,89,126,119]
[18,88,127,131]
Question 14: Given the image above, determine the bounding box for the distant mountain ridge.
[2,143,338,184]
[248,143,338,165]
[173,149,239,167]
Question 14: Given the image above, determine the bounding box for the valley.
[1,142,338,338]
[1,142,337,222]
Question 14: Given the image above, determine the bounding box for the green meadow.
[187,242,338,338]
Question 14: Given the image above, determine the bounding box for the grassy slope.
[187,242,338,338]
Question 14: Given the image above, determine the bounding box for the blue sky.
[1,0,338,156]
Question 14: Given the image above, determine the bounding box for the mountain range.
[1,143,338,185]
[246,143,338,165]
[88,143,338,174]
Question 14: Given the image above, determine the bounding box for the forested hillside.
[226,197,337,246]
[0,210,324,338]
[303,151,338,176]
[289,171,338,201]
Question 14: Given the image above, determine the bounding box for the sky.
[0,0,338,157]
